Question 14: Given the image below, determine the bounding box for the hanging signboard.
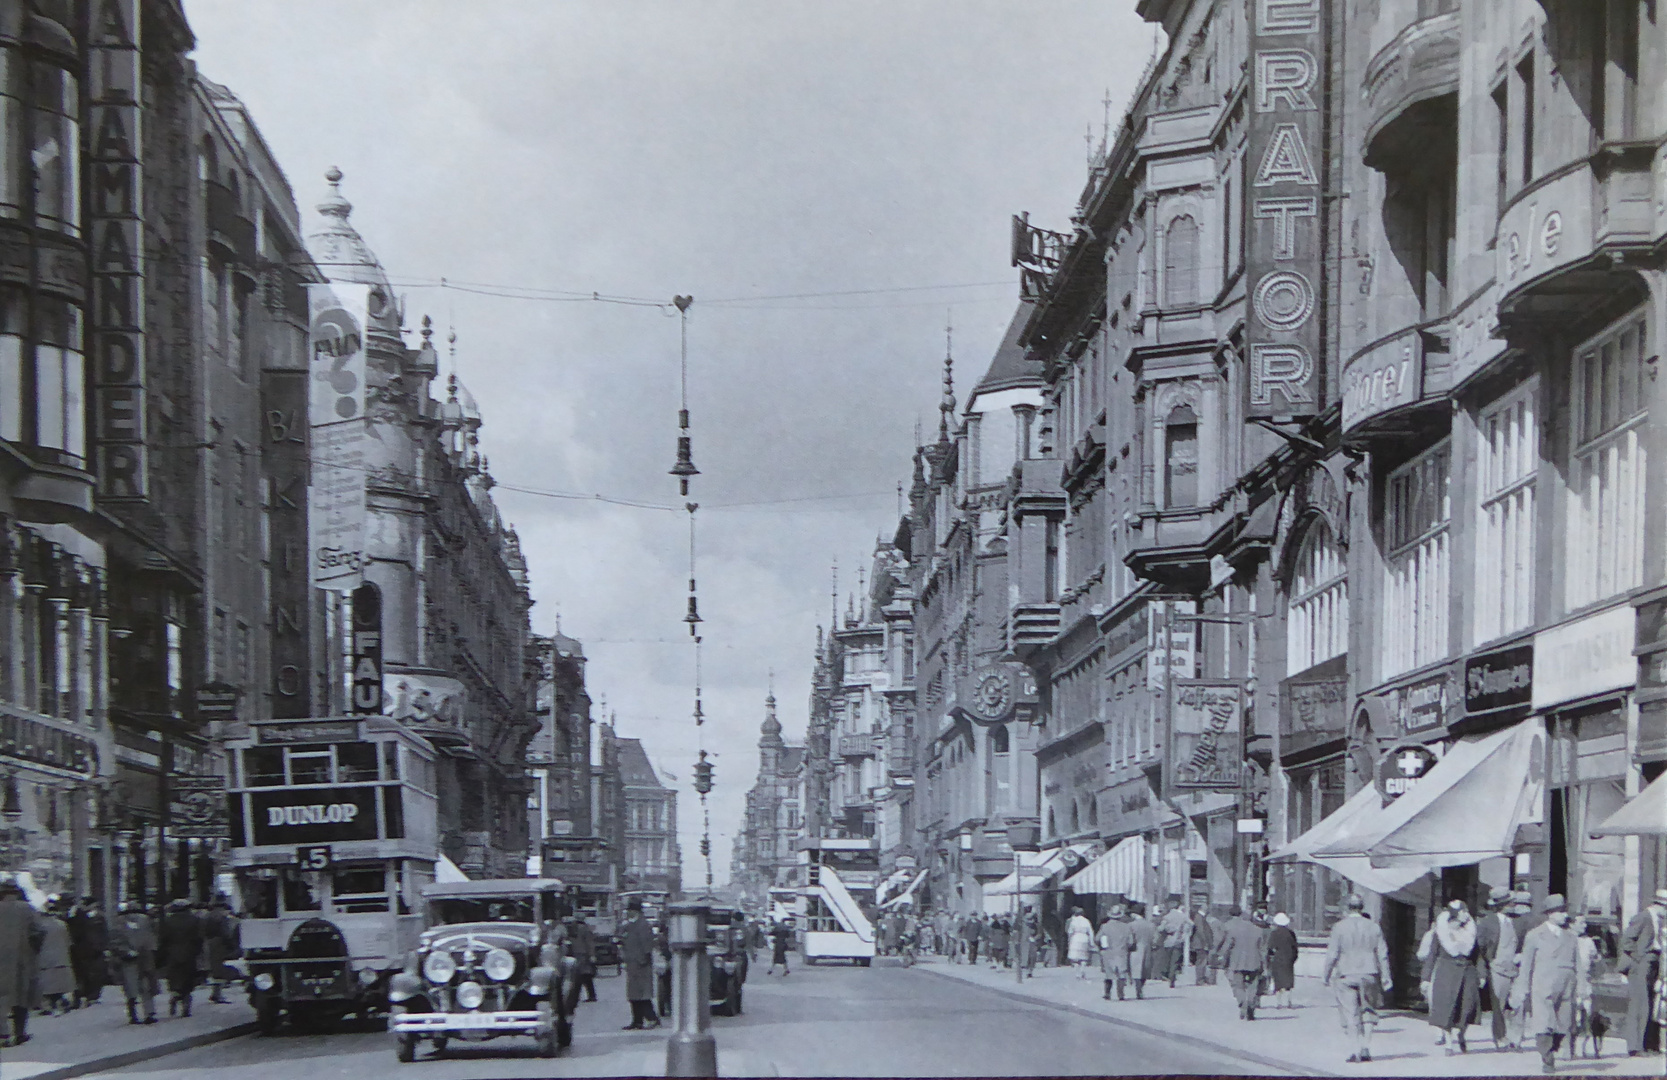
[1168,679,1244,792]
[307,283,370,591]
[1377,742,1439,801]
[1246,0,1327,419]
[89,0,148,500]
[1464,643,1533,717]
[168,776,229,839]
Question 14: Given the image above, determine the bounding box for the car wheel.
[257,998,282,1035]
[396,1034,417,1063]
[431,1036,449,1057]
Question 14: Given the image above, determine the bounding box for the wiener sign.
[89,0,148,500]
[1246,0,1327,419]
[249,786,379,846]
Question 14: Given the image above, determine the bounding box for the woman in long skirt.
[1426,899,1482,1054]
[1266,913,1299,1008]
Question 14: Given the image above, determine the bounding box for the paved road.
[89,957,1281,1077]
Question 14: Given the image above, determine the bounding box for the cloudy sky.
[185,0,1155,883]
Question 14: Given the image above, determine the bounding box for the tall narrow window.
[1165,405,1199,508]
[1492,80,1509,215]
[30,62,79,237]
[1475,383,1538,643]
[0,50,22,219]
[1568,311,1648,609]
[0,289,22,443]
[1383,442,1451,679]
[1164,215,1198,307]
[34,297,85,460]
[1287,520,1348,676]
[1518,53,1536,186]
[1044,516,1061,600]
[1596,0,1639,142]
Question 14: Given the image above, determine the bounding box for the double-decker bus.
[796,838,879,965]
[225,716,439,1032]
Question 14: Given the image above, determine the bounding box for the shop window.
[1549,707,1629,918]
[1474,382,1537,643]
[1382,441,1450,679]
[1164,405,1199,508]
[1568,310,1647,610]
[1286,519,1347,676]
[1272,758,1347,936]
[1164,215,1198,307]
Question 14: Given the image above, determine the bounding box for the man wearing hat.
[1097,905,1135,1001]
[1324,894,1392,1063]
[618,898,659,1029]
[1511,894,1579,1073]
[1617,886,1666,1057]
[1477,885,1526,1050]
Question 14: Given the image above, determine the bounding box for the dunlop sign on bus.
[1246,0,1327,420]
[248,787,379,846]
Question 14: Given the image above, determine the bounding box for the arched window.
[1070,800,1081,834]
[1164,215,1198,307]
[1286,519,1348,675]
[1086,796,1099,828]
[989,724,1009,754]
[1165,404,1199,508]
[1047,807,1057,837]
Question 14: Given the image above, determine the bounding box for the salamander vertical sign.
[89,0,147,500]
[307,284,369,591]
[1246,0,1326,419]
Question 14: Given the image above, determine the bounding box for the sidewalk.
[915,956,1664,1077]
[0,997,256,1080]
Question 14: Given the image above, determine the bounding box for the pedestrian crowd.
[0,883,242,1046]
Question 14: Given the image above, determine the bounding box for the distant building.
[526,632,594,870]
[616,737,681,896]
[730,693,806,908]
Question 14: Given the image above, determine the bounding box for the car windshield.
[428,896,536,925]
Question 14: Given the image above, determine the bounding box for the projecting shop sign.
[1246,0,1327,419]
[307,284,371,591]
[89,0,148,500]
[1168,680,1243,792]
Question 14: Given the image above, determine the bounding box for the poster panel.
[307,284,370,591]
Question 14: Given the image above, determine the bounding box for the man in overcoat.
[1476,885,1524,1050]
[67,897,107,1008]
[0,882,45,1046]
[1156,899,1190,988]
[157,899,203,1018]
[1097,906,1135,1000]
[108,902,158,1025]
[1189,903,1216,985]
[1126,902,1155,999]
[619,900,659,1029]
[1212,905,1268,1020]
[1511,893,1581,1074]
[1617,886,1665,1057]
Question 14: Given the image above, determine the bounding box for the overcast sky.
[185,0,1155,884]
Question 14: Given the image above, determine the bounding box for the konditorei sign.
[1531,605,1635,710]
[1341,328,1423,433]
[1246,0,1327,419]
[1464,643,1534,716]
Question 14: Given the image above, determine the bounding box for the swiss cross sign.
[1377,743,1439,801]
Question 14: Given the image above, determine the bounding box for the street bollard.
[665,902,717,1077]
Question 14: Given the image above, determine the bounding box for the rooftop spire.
[938,316,956,443]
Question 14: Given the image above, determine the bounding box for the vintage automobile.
[705,903,748,1017]
[387,878,574,1062]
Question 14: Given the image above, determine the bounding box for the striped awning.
[1060,836,1147,902]
[984,849,1065,897]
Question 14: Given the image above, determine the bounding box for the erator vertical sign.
[89,0,147,500]
[349,582,382,714]
[1246,0,1326,419]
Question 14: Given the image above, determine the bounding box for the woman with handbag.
[1426,899,1483,1054]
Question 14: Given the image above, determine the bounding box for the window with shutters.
[1382,441,1450,679]
[1287,520,1347,676]
[1474,382,1537,643]
[1567,310,1648,610]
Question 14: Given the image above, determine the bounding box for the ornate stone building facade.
[730,692,805,910]
[616,736,680,896]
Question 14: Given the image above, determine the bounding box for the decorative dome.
[306,168,399,332]
[760,692,782,739]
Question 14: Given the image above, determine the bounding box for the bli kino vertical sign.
[1246,0,1327,419]
[350,582,382,714]
[89,0,147,500]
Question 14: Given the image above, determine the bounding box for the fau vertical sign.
[89,0,147,500]
[1246,0,1326,419]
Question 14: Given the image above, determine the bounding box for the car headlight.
[423,951,457,984]
[455,980,485,1009]
[483,948,515,982]
[253,972,275,991]
[357,968,379,987]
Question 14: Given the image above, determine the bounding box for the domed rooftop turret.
[761,691,782,740]
[306,167,400,333]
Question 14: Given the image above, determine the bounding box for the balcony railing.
[838,733,876,758]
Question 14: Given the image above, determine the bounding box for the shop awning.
[1267,785,1425,896]
[1315,719,1545,872]
[984,848,1067,897]
[1591,771,1667,837]
[1060,836,1147,902]
[436,854,470,883]
[880,869,928,910]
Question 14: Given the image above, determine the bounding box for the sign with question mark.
[307,283,372,591]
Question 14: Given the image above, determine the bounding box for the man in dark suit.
[1477,885,1525,1050]
[1618,886,1666,1057]
[1212,905,1268,1020]
[619,900,659,1030]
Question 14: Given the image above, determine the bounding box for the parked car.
[706,904,748,1017]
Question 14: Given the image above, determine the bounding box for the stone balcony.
[1362,8,1461,170]
[838,732,877,759]
[1009,601,1062,658]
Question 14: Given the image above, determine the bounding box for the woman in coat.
[1066,907,1094,978]
[1426,899,1482,1053]
[34,907,75,1015]
[1266,912,1299,1009]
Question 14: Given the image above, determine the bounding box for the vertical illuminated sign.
[264,364,311,717]
[307,284,369,591]
[89,0,147,499]
[349,582,382,714]
[1246,0,1326,419]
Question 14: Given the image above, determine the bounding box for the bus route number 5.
[298,845,333,871]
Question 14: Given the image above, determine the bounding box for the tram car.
[224,716,439,1032]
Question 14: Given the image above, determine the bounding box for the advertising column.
[307,285,371,593]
